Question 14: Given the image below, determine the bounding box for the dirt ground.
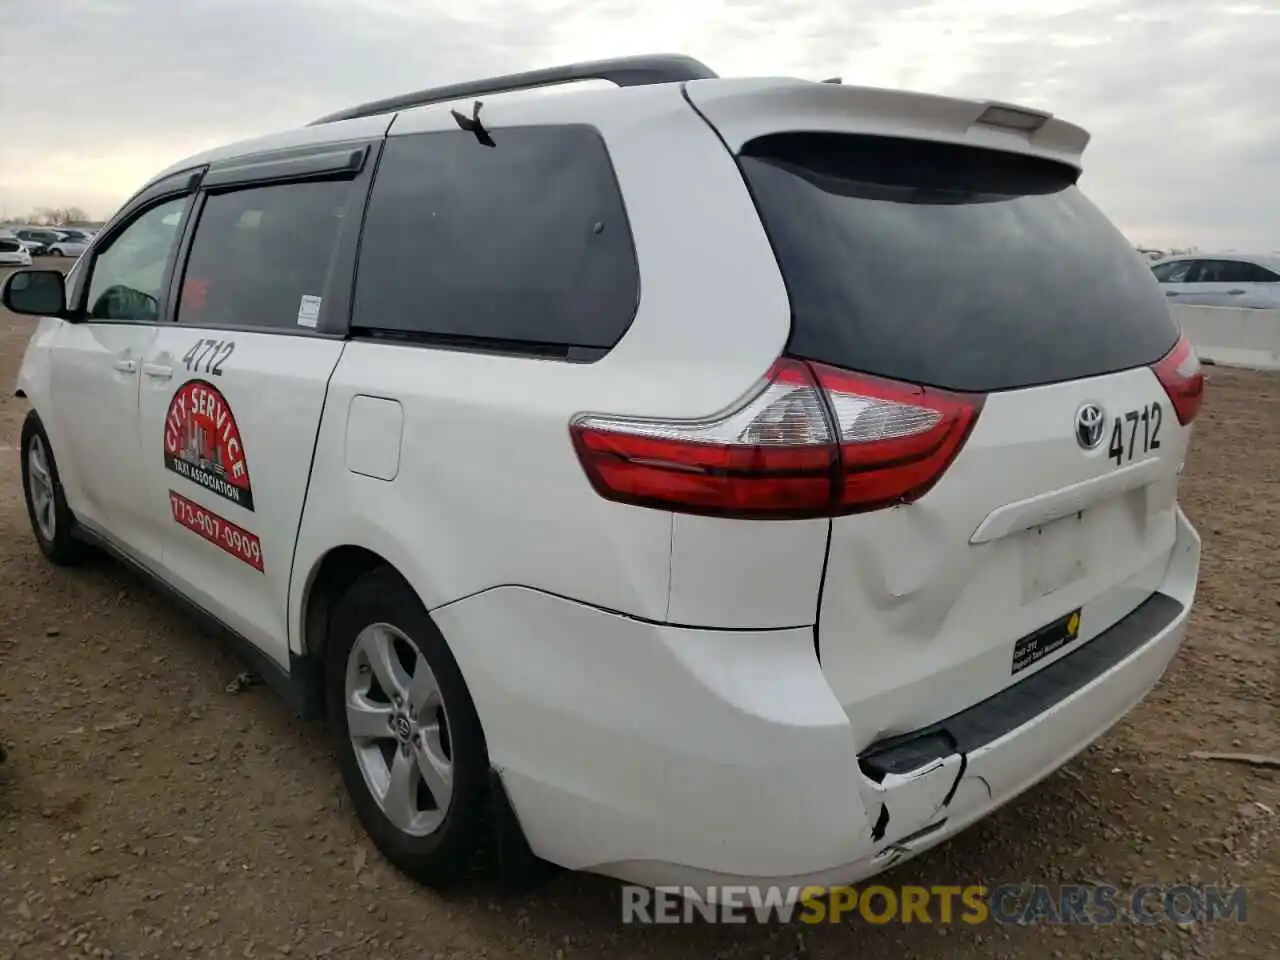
[0,260,1276,959]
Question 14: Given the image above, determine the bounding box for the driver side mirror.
[1,269,68,318]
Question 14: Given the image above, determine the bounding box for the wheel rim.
[27,435,56,542]
[345,622,454,837]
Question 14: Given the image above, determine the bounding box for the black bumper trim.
[858,591,1184,781]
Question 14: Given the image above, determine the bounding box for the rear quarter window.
[1242,262,1280,283]
[352,124,640,358]
[738,133,1179,393]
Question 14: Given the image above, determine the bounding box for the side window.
[1180,261,1210,283]
[1240,262,1280,283]
[84,196,188,322]
[1152,261,1192,283]
[175,179,351,331]
[352,125,640,353]
[1212,260,1256,284]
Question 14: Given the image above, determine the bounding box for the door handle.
[1227,289,1246,295]
[1165,291,1180,297]
[142,362,174,381]
[112,359,138,373]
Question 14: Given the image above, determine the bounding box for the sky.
[0,0,1275,251]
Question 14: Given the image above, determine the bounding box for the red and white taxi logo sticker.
[163,379,254,511]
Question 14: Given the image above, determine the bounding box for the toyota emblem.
[1075,403,1106,450]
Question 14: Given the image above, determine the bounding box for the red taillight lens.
[569,358,984,519]
[810,362,985,513]
[570,359,838,519]
[1152,332,1204,425]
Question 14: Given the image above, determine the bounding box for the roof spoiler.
[683,79,1092,170]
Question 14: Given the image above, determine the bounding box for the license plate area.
[1022,512,1086,602]
[1012,607,1083,675]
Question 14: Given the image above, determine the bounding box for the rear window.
[352,124,640,358]
[738,133,1179,393]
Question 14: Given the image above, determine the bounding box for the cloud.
[0,0,557,215]
[0,0,1275,250]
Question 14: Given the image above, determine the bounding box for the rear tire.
[325,566,490,888]
[20,412,88,565]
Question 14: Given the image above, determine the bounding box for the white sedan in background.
[46,233,92,258]
[0,233,34,267]
[1151,253,1280,308]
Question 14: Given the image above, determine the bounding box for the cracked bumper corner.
[850,588,1190,869]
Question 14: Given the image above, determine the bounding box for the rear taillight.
[1152,332,1204,425]
[569,359,984,519]
[812,362,985,514]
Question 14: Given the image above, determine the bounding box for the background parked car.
[12,227,62,257]
[0,232,34,267]
[46,233,91,257]
[1151,253,1280,308]
[53,227,94,243]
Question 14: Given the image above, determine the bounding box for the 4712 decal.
[163,379,255,511]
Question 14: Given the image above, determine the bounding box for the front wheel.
[20,413,87,565]
[325,567,491,888]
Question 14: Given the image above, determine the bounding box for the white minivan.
[5,54,1203,894]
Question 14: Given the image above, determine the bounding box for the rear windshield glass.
[738,133,1179,393]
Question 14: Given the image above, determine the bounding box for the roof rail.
[307,53,719,126]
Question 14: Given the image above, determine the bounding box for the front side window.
[1177,261,1205,282]
[176,179,351,331]
[84,196,188,322]
[1151,260,1192,283]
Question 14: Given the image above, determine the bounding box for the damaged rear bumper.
[620,568,1189,893]
[850,586,1187,874]
[443,510,1199,892]
[849,506,1198,876]
[594,509,1196,892]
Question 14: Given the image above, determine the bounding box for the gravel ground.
[1,261,1277,959]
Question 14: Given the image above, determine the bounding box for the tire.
[20,412,88,565]
[325,566,490,888]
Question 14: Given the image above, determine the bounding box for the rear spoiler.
[683,78,1090,171]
